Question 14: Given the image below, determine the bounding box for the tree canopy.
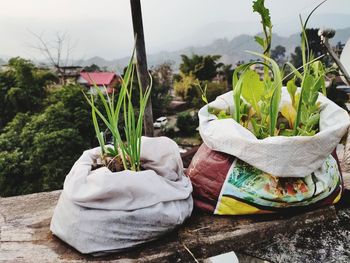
[271,45,286,65]
[0,57,56,128]
[83,64,101,72]
[150,62,173,117]
[179,54,223,81]
[0,84,94,196]
[290,28,329,69]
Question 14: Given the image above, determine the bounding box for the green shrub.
[164,126,176,138]
[173,73,198,102]
[192,81,227,108]
[176,112,198,136]
[0,84,94,197]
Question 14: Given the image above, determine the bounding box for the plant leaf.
[241,70,264,116]
[279,129,294,136]
[254,36,265,48]
[106,146,117,157]
[281,103,297,128]
[302,74,315,105]
[246,51,282,136]
[250,117,261,138]
[232,63,251,122]
[252,0,272,27]
[269,86,281,136]
[306,112,320,128]
[286,79,297,106]
[285,62,303,80]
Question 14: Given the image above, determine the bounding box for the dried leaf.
[281,103,297,129]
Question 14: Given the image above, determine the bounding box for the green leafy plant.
[207,0,328,139]
[252,0,272,78]
[176,111,199,136]
[84,49,152,172]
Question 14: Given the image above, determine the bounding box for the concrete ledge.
[0,190,338,262]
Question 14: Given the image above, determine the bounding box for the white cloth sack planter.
[199,87,350,177]
[50,136,193,255]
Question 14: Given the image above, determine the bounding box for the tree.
[205,81,228,104]
[30,31,76,84]
[290,28,328,69]
[290,46,303,69]
[83,64,101,72]
[173,73,198,102]
[150,62,173,117]
[43,84,95,144]
[0,57,56,129]
[176,111,198,135]
[179,54,223,81]
[218,64,234,91]
[121,62,173,118]
[305,28,325,58]
[174,73,227,108]
[0,84,95,197]
[271,45,286,65]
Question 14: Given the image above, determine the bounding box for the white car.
[153,116,168,128]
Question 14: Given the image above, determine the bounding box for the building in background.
[77,72,121,94]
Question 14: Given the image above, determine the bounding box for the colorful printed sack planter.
[188,143,343,215]
[187,89,349,215]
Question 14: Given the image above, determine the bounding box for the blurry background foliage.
[0,59,96,196]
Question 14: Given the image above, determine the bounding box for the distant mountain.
[161,13,350,51]
[332,27,350,45]
[7,26,347,72]
[74,27,349,71]
[144,27,349,68]
[0,12,349,66]
[275,13,350,37]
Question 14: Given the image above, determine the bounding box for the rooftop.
[79,72,118,86]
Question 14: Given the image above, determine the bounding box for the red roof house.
[77,72,121,94]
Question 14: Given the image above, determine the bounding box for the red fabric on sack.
[186,144,234,213]
[187,145,343,214]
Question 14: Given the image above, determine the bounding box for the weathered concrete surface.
[240,192,350,263]
[0,190,338,263]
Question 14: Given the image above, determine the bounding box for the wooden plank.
[130,0,154,137]
[0,191,338,263]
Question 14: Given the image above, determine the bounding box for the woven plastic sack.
[198,88,349,177]
[50,136,193,255]
[187,88,349,215]
[188,143,343,215]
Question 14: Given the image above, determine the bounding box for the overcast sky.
[0,0,349,61]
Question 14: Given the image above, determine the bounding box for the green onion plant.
[84,48,152,171]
